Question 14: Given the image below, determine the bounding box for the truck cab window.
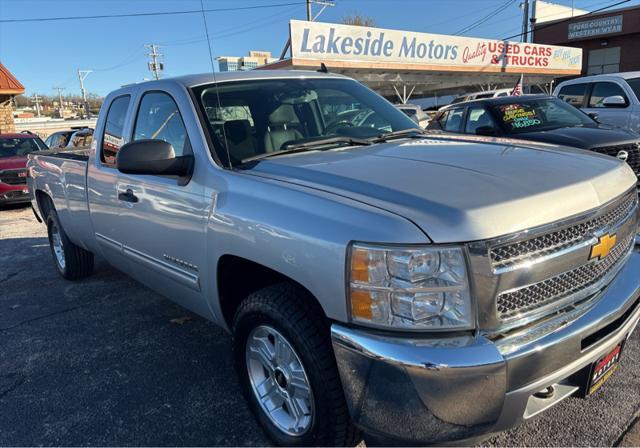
[101,95,131,166]
[588,82,628,108]
[558,83,587,107]
[133,92,189,156]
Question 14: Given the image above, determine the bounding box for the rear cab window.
[100,96,131,166]
[558,83,588,107]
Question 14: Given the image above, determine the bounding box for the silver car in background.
[555,72,640,132]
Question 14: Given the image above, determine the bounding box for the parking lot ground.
[1,204,640,447]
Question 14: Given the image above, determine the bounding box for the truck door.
[87,94,133,272]
[115,88,209,317]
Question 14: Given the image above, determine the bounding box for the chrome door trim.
[123,244,200,291]
[95,232,123,253]
[96,232,200,291]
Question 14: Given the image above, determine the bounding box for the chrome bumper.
[331,246,640,444]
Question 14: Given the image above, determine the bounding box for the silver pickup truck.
[27,70,640,446]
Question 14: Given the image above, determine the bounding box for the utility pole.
[521,0,530,43]
[280,0,334,59]
[77,69,92,119]
[53,87,65,118]
[30,94,42,118]
[529,0,537,43]
[145,44,164,80]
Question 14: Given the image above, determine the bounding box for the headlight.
[348,243,473,331]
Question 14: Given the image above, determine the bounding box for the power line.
[0,2,303,24]
[500,0,630,40]
[454,0,518,35]
[159,5,301,47]
[471,0,616,38]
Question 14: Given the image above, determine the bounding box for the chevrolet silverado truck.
[27,71,640,446]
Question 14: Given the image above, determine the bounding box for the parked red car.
[0,132,47,205]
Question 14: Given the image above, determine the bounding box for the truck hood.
[246,137,637,243]
[506,124,639,150]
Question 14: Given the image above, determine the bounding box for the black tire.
[46,209,94,280]
[232,283,359,447]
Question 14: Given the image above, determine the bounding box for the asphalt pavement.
[1,204,639,446]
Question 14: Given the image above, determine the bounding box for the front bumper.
[331,245,640,444]
[0,183,30,204]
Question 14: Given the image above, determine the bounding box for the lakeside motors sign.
[290,20,582,74]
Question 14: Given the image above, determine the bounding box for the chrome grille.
[491,193,638,270]
[496,232,635,319]
[592,142,640,177]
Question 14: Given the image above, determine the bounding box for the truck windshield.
[490,98,594,134]
[192,78,417,167]
[0,137,44,158]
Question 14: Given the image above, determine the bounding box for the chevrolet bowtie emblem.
[590,233,617,261]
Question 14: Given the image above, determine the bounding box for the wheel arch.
[216,254,328,331]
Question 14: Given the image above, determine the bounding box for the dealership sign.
[568,15,623,40]
[289,20,582,74]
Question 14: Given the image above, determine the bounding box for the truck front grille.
[490,193,637,271]
[592,142,640,177]
[0,168,28,186]
[496,232,635,319]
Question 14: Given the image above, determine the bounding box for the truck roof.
[123,70,350,91]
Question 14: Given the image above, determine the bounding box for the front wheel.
[232,283,358,446]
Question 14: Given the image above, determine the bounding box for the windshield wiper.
[240,136,372,164]
[370,128,428,143]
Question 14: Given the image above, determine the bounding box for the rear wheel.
[47,209,94,280]
[232,283,358,446]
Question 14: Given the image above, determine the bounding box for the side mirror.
[587,112,599,122]
[116,139,193,178]
[475,126,497,136]
[602,95,627,107]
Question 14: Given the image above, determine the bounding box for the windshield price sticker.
[500,104,541,129]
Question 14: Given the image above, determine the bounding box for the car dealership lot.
[1,204,639,447]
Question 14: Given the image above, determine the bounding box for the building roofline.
[533,3,640,27]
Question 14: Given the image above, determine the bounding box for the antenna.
[200,0,231,169]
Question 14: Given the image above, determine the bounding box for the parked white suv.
[554,72,640,132]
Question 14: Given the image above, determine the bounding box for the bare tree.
[341,13,376,27]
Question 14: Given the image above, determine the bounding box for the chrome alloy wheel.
[51,223,65,270]
[245,325,314,436]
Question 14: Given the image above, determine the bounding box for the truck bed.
[28,148,94,251]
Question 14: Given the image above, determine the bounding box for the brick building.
[0,63,25,133]
[533,5,640,76]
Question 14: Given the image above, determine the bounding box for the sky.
[0,0,638,97]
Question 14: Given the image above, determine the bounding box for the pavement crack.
[0,270,23,284]
[0,302,95,332]
[0,376,26,400]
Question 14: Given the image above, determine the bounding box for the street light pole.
[53,87,65,118]
[77,69,92,119]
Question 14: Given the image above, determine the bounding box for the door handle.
[118,188,139,203]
